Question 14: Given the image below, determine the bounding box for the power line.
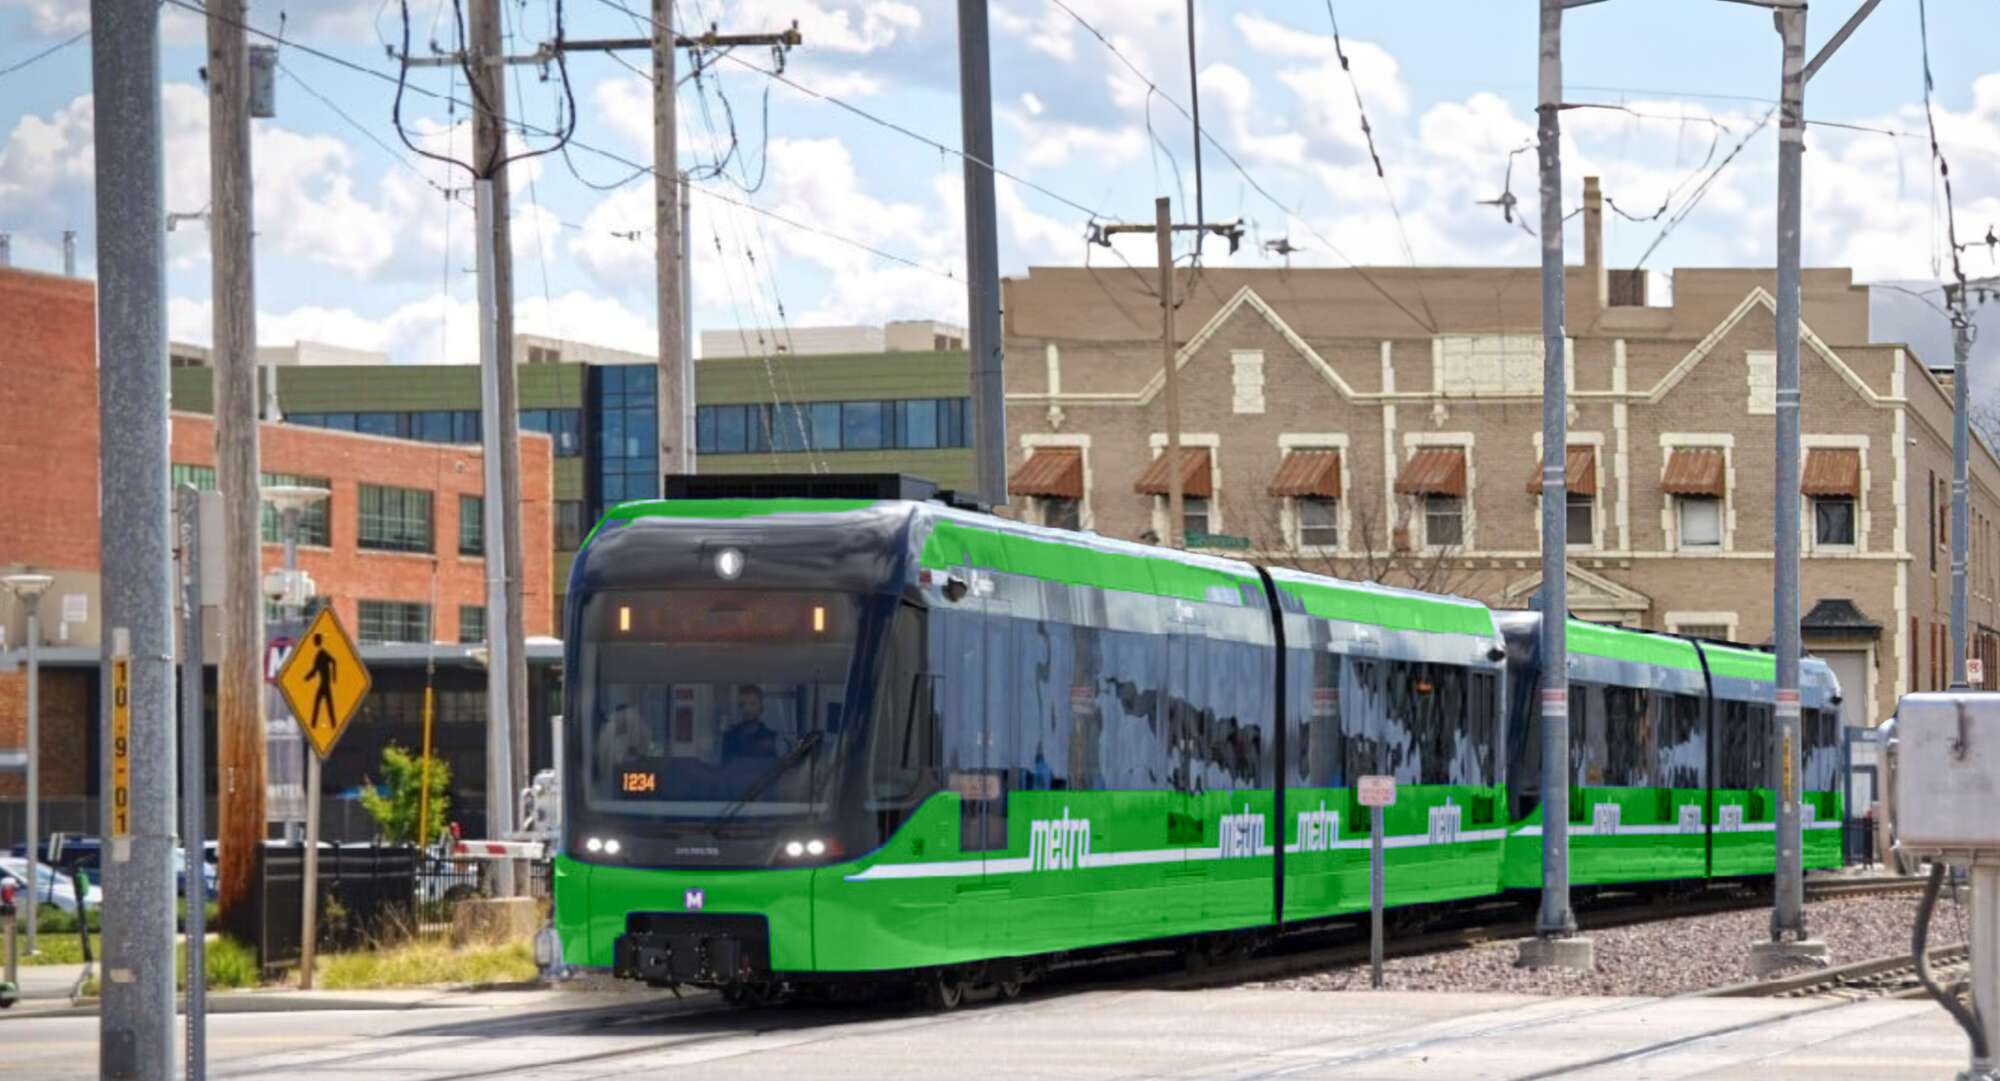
[586,0,1115,222]
[1045,0,1438,333]
[160,0,951,283]
[1918,0,1968,301]
[0,27,88,79]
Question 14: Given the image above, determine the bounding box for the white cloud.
[723,0,922,54]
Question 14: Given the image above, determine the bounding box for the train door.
[940,592,1010,953]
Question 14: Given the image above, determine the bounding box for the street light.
[3,571,54,956]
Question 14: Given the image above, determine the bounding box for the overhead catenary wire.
[1323,0,1432,330]
[1045,0,1437,334]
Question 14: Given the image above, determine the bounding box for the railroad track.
[1706,943,1970,1000]
[1802,875,1927,900]
[1149,875,1926,992]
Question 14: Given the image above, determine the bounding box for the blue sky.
[1,0,1995,370]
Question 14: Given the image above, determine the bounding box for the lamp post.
[3,572,54,956]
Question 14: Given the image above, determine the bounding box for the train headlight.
[784,840,806,858]
[715,547,745,580]
[805,839,827,856]
[603,838,622,856]
[585,837,604,853]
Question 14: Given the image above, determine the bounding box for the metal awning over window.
[1661,448,1726,496]
[1007,447,1083,500]
[1268,450,1341,499]
[1134,447,1213,497]
[1801,448,1861,498]
[1525,445,1598,496]
[1394,448,1466,497]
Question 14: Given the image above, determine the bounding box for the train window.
[1301,651,1343,785]
[1100,629,1167,790]
[1468,670,1498,782]
[1344,658,1386,785]
[1658,694,1704,789]
[1569,681,1608,786]
[1603,685,1656,787]
[866,607,935,810]
[1803,707,1841,793]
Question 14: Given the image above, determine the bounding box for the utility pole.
[467,0,529,884]
[91,0,178,1073]
[1752,0,1880,974]
[1950,278,1999,687]
[957,0,1006,507]
[206,0,266,942]
[1518,0,1590,972]
[653,0,689,478]
[554,19,801,485]
[1090,207,1241,550]
[62,229,76,276]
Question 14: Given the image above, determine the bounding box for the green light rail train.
[552,492,1844,1005]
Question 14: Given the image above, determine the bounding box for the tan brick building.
[1001,180,2000,733]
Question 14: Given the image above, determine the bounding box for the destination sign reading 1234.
[621,770,659,795]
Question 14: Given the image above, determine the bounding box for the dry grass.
[311,935,538,990]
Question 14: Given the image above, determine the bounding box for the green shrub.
[358,743,452,845]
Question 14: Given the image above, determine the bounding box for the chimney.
[62,229,77,276]
[1582,177,1606,307]
[0,233,10,267]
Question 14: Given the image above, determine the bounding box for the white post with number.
[1358,775,1397,989]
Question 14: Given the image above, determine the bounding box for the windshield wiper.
[710,731,824,831]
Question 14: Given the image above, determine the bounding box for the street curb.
[0,989,466,1021]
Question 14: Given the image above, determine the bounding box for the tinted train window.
[1344,658,1387,782]
[867,607,936,814]
[1299,651,1343,785]
[1602,685,1655,787]
[1468,671,1498,781]
[1717,700,1773,793]
[1569,681,1607,785]
[1802,707,1841,793]
[1658,693,1705,789]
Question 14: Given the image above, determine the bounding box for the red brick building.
[0,265,556,839]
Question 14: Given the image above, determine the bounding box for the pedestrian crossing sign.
[276,607,372,760]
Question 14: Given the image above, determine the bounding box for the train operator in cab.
[722,684,780,758]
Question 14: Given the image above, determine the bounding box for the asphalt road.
[2,983,1977,1079]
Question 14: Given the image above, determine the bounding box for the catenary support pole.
[91,0,179,1072]
[1156,196,1185,549]
[206,0,267,944]
[957,0,1007,508]
[1769,2,1809,946]
[1952,286,1971,686]
[13,581,48,957]
[654,0,689,478]
[1521,0,1584,969]
[176,486,208,1079]
[680,169,695,470]
[476,176,518,896]
[470,0,527,881]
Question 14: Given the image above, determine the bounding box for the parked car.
[0,856,101,914]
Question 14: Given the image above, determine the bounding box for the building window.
[1814,496,1856,546]
[171,464,217,490]
[357,599,431,644]
[1041,497,1082,531]
[695,398,974,455]
[520,408,583,457]
[592,364,658,511]
[459,494,484,556]
[556,500,586,549]
[1677,496,1722,548]
[1567,492,1594,547]
[1673,624,1731,641]
[358,484,433,553]
[260,473,332,546]
[458,605,486,644]
[1184,497,1213,539]
[1424,495,1464,547]
[1298,498,1339,548]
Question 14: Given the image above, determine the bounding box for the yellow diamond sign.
[276,607,372,760]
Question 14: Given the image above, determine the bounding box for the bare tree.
[1222,491,1480,596]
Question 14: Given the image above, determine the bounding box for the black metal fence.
[412,850,553,938]
[252,842,422,971]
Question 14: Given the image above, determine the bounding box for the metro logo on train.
[560,490,1844,1001]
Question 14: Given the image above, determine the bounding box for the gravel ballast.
[1253,892,1970,997]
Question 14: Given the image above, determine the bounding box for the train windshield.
[577,589,858,826]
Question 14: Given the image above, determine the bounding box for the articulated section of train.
[552,496,1843,995]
